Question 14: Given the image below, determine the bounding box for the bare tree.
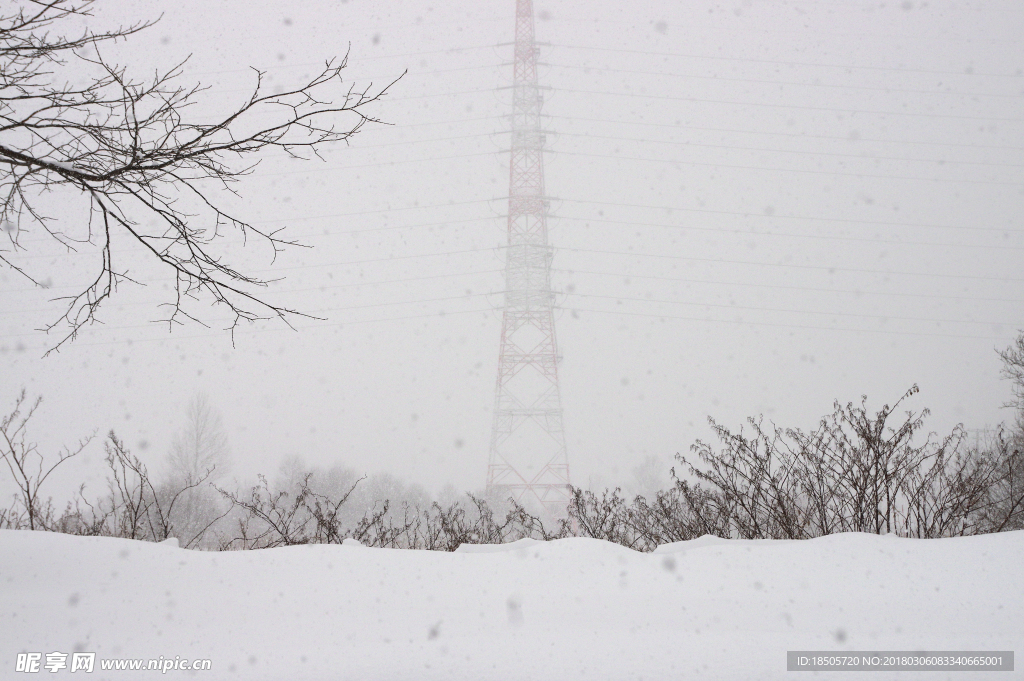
[167,393,230,483]
[998,331,1024,430]
[158,393,231,545]
[996,332,1024,519]
[628,454,670,501]
[1,0,398,351]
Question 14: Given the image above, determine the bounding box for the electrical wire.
[548,149,1021,186]
[552,86,1024,123]
[561,291,1013,327]
[552,214,1024,251]
[552,268,1024,305]
[557,306,1010,341]
[556,198,1023,237]
[560,246,1024,283]
[5,308,498,351]
[541,62,1024,100]
[548,131,1024,170]
[544,114,1024,151]
[1,269,504,316]
[547,42,1024,79]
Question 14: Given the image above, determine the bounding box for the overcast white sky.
[2,0,1023,497]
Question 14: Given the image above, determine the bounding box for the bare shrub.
[0,390,92,530]
[966,429,1024,532]
[95,432,223,545]
[565,482,731,551]
[216,472,565,551]
[568,387,1024,548]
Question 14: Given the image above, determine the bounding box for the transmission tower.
[486,0,571,515]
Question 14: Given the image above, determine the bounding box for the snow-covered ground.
[1,530,1021,680]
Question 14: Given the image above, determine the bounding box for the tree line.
[3,333,1022,549]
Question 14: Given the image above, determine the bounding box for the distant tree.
[166,393,230,483]
[998,331,1024,431]
[1,0,397,351]
[272,457,366,528]
[274,454,311,494]
[435,482,462,508]
[629,454,670,500]
[995,331,1024,527]
[162,393,231,545]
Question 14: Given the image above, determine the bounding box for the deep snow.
[1,530,1021,680]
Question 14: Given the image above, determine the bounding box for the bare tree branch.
[1,0,401,352]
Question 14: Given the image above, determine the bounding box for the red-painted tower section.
[486,0,571,515]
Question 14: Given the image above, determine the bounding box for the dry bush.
[216,472,566,551]
[569,387,1024,546]
[1,390,91,530]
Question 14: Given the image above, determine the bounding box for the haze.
[2,0,1022,499]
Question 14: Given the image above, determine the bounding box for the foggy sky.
[2,0,1022,497]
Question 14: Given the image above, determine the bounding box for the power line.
[553,268,1024,305]
[554,86,1024,122]
[552,214,1024,251]
[7,308,497,351]
[545,114,1024,152]
[8,215,1019,296]
[548,42,1024,79]
[282,269,502,295]
[542,63,1023,99]
[563,291,1015,327]
[317,131,498,151]
[188,81,497,103]
[561,246,1024,283]
[244,144,1024,186]
[1,244,506,287]
[557,198,1023,237]
[558,306,1008,341]
[357,114,507,132]
[312,292,493,315]
[297,216,498,238]
[550,131,1024,170]
[349,110,1023,154]
[13,188,1019,260]
[1,269,504,315]
[541,10,1024,46]
[379,86,497,103]
[261,246,504,274]
[11,203,506,249]
[257,197,501,223]
[550,150,1020,187]
[258,150,501,178]
[186,45,500,78]
[269,124,1023,177]
[314,126,1023,170]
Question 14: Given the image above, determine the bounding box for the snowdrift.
[1,530,1021,680]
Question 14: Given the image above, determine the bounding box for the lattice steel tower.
[486,0,571,515]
